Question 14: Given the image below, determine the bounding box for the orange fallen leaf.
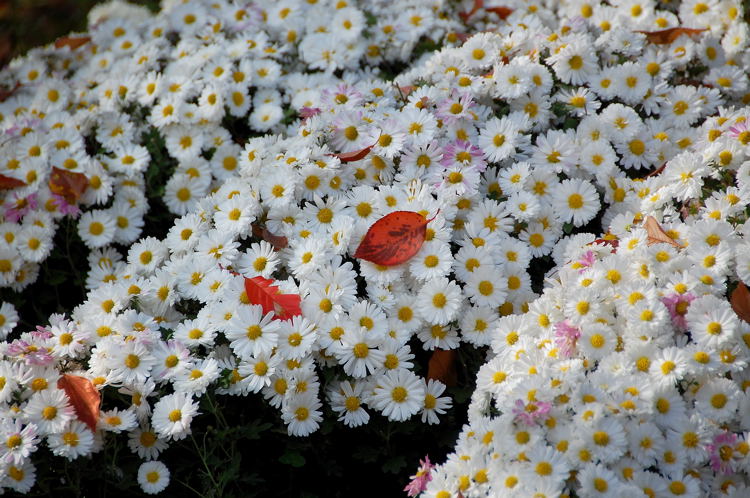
[57,374,100,432]
[55,35,91,50]
[636,27,706,45]
[731,282,750,324]
[0,173,26,189]
[427,349,457,387]
[48,166,88,204]
[644,216,681,248]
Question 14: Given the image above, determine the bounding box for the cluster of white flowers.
[0,0,459,293]
[426,200,750,497]
[1,0,749,494]
[421,0,750,493]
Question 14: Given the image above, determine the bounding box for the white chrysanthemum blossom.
[137,460,170,495]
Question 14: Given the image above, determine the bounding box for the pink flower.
[727,120,748,138]
[4,193,38,223]
[404,455,434,497]
[707,431,738,474]
[440,139,486,171]
[512,399,552,426]
[51,194,82,217]
[728,120,750,146]
[33,326,53,340]
[660,292,695,331]
[554,320,581,358]
[6,339,54,366]
[299,107,322,119]
[436,91,475,125]
[575,250,596,273]
[321,83,363,108]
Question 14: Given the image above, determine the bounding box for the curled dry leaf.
[54,36,92,50]
[244,276,301,320]
[0,173,26,190]
[427,349,458,387]
[49,166,89,204]
[636,27,706,45]
[57,374,100,432]
[731,282,750,324]
[354,210,436,266]
[644,216,681,248]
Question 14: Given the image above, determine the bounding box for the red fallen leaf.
[251,223,288,251]
[54,35,91,50]
[48,166,88,204]
[485,6,513,19]
[427,349,457,387]
[636,27,706,45]
[731,283,750,324]
[0,173,26,189]
[644,216,681,248]
[57,374,100,432]
[244,276,301,320]
[589,238,619,253]
[354,210,436,266]
[327,141,377,163]
[459,0,483,22]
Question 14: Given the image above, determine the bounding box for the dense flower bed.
[0,0,749,495]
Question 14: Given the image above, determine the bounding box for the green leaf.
[382,455,406,474]
[352,445,380,463]
[48,271,68,285]
[279,450,306,467]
